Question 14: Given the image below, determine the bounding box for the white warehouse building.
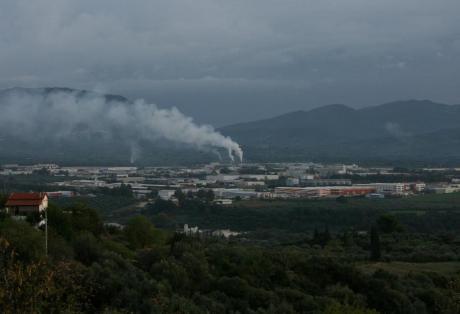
[158,190,176,200]
[373,183,406,195]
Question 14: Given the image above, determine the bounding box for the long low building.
[275,186,376,198]
[212,188,273,199]
[275,182,426,198]
[371,182,425,195]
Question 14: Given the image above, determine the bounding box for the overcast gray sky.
[1,0,459,126]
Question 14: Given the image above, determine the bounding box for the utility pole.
[45,209,48,256]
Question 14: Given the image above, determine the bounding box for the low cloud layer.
[0,1,459,125]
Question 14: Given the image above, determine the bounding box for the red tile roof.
[5,192,47,207]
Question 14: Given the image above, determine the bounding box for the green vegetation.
[0,197,459,313]
[377,214,404,234]
[0,194,6,208]
[358,262,460,277]
[1,189,460,313]
[141,193,460,237]
[0,209,459,313]
[52,195,138,218]
[370,226,381,261]
[0,219,45,262]
[124,216,164,249]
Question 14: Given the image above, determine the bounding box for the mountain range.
[1,87,460,165]
[220,100,460,165]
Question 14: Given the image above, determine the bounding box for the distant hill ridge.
[1,87,460,165]
[220,99,460,164]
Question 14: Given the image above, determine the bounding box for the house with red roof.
[5,192,48,216]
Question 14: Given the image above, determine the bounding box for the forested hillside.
[220,100,460,164]
[2,88,460,165]
[1,198,460,313]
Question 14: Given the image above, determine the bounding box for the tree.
[313,228,319,242]
[377,214,403,234]
[124,216,159,249]
[48,232,74,261]
[323,302,378,314]
[336,196,348,204]
[0,238,53,312]
[71,204,103,236]
[151,198,176,212]
[370,225,381,261]
[196,189,207,199]
[48,205,73,240]
[0,219,45,262]
[324,226,332,244]
[342,231,354,248]
[175,189,186,205]
[0,238,91,313]
[73,231,101,265]
[206,190,215,202]
[312,226,331,248]
[86,253,157,313]
[0,194,7,208]
[98,184,133,197]
[196,189,215,203]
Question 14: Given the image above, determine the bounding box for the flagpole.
[45,208,48,256]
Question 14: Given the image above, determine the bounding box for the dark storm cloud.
[1,0,459,125]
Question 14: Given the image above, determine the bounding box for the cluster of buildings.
[2,162,460,204]
[274,182,426,199]
[3,162,460,236]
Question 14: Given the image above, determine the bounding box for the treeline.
[142,195,460,235]
[1,203,460,313]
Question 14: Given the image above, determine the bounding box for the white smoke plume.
[212,149,223,162]
[0,88,243,163]
[129,142,141,164]
[385,122,411,139]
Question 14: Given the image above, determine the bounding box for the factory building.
[373,183,406,195]
[46,191,76,198]
[301,179,352,187]
[329,186,376,196]
[275,185,376,199]
[367,182,425,195]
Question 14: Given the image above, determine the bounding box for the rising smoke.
[0,88,243,163]
[385,122,411,139]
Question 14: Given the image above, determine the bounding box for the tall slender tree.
[370,225,381,261]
